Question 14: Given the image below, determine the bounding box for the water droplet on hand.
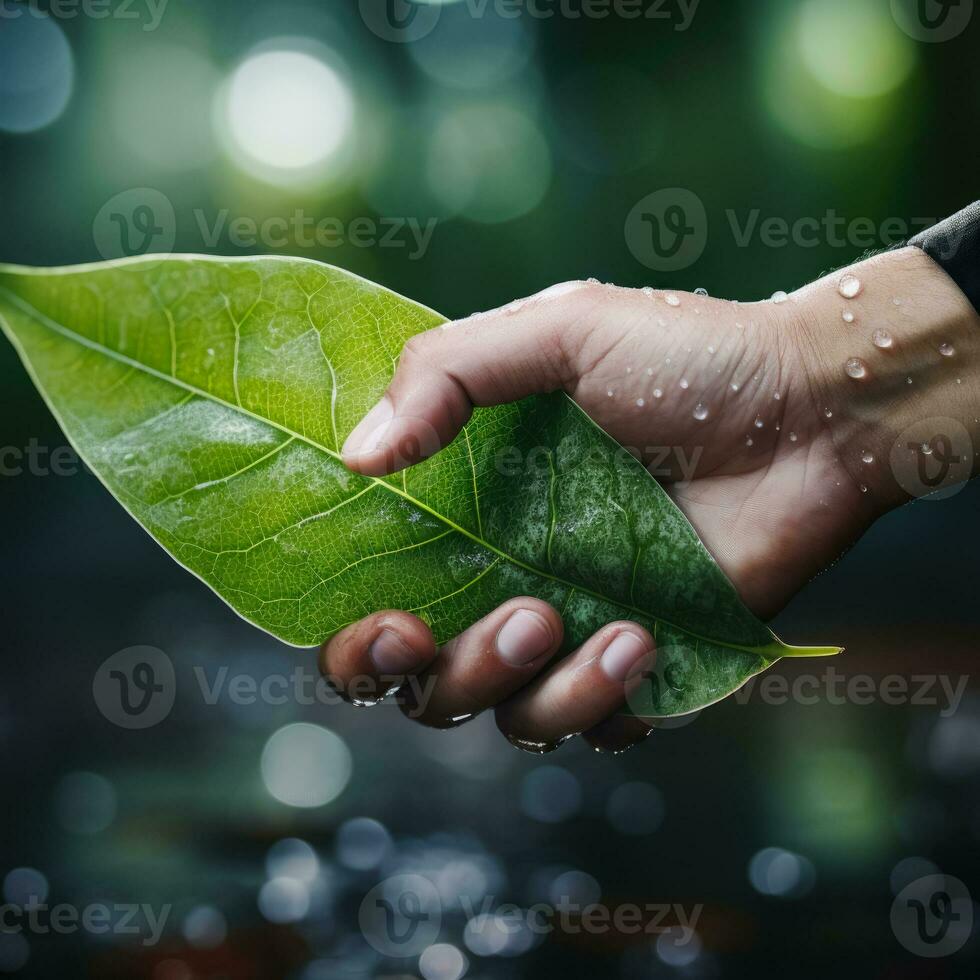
[823,407,833,418]
[646,367,653,376]
[845,357,868,379]
[745,436,754,446]
[664,294,681,307]
[693,402,709,421]
[694,287,709,296]
[641,286,655,296]
[939,342,955,357]
[653,388,663,398]
[842,310,854,323]
[860,484,868,493]
[707,345,716,354]
[754,417,764,428]
[838,274,862,299]
[607,389,614,397]
[730,382,740,392]
[771,290,788,303]
[920,442,933,455]
[679,378,689,389]
[872,329,893,349]
[773,391,781,400]
[636,398,645,407]
[788,431,798,442]
[860,451,874,464]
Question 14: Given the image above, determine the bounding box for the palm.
[563,290,868,617]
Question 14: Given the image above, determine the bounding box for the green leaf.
[0,255,839,717]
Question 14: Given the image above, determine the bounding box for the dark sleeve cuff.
[909,201,980,316]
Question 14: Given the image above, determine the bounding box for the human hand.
[320,246,980,752]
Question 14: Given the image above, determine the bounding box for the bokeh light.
[260,723,352,807]
[181,904,228,949]
[336,817,392,870]
[427,103,552,223]
[519,765,582,823]
[747,847,816,898]
[258,876,310,923]
[796,0,916,98]
[761,0,917,149]
[0,10,73,134]
[266,837,321,882]
[419,943,468,980]
[408,6,535,90]
[218,44,355,185]
[108,44,219,172]
[54,771,117,835]
[2,867,48,905]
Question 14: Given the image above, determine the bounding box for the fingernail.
[342,396,393,458]
[601,631,650,682]
[495,609,554,666]
[368,628,416,674]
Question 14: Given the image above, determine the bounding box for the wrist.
[787,246,980,513]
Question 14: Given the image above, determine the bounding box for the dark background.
[1,0,979,977]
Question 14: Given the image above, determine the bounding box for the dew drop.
[664,294,681,307]
[636,398,645,407]
[845,357,868,379]
[838,274,862,299]
[939,342,955,357]
[679,378,689,389]
[754,417,764,429]
[842,310,855,324]
[789,431,798,442]
[872,329,893,349]
[771,290,788,303]
[861,451,874,464]
[694,287,709,296]
[693,402,709,421]
[653,387,663,399]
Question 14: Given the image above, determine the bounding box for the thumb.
[341,281,592,476]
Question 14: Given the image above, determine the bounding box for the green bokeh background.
[1,0,978,977]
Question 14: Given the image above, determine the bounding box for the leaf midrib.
[0,283,795,661]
